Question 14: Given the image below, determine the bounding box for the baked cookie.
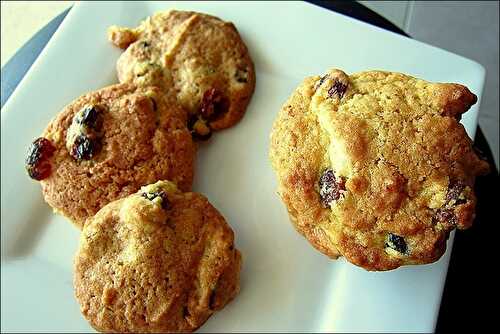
[25,83,195,228]
[108,10,256,140]
[269,69,489,271]
[74,180,241,333]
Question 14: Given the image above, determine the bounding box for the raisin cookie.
[108,10,256,139]
[26,83,195,228]
[269,69,489,271]
[74,181,241,333]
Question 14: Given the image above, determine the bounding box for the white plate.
[1,1,485,332]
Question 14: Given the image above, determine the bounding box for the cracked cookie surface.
[74,181,241,333]
[108,10,255,136]
[269,69,489,271]
[32,83,195,228]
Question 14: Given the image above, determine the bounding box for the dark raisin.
[209,289,217,310]
[315,74,329,91]
[319,169,346,207]
[386,233,408,254]
[70,135,96,161]
[76,105,101,128]
[327,80,348,99]
[235,68,248,83]
[446,181,466,205]
[200,88,229,121]
[434,209,457,226]
[140,41,150,48]
[25,137,56,180]
[182,305,190,318]
[141,191,170,210]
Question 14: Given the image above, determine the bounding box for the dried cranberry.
[200,88,228,121]
[434,209,457,226]
[76,105,101,129]
[319,169,346,207]
[327,80,348,99]
[446,181,466,205]
[25,137,56,180]
[70,135,96,161]
[141,191,170,210]
[386,233,408,254]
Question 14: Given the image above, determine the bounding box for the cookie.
[26,83,195,228]
[74,180,241,333]
[108,10,256,139]
[269,69,489,271]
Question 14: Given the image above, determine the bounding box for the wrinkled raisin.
[434,209,457,226]
[446,181,466,205]
[188,114,212,141]
[25,137,56,180]
[209,289,217,310]
[327,80,348,99]
[315,74,328,91]
[76,105,101,128]
[139,41,150,48]
[70,135,96,161]
[141,191,170,210]
[386,233,408,254]
[200,88,228,121]
[319,169,346,207]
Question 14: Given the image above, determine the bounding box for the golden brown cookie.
[269,69,489,271]
[108,10,256,139]
[74,181,241,333]
[25,83,195,228]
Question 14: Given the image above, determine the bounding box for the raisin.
[434,209,457,226]
[386,233,408,254]
[327,80,348,99]
[187,114,212,141]
[209,289,217,310]
[70,135,96,161]
[446,181,466,205]
[314,74,328,91]
[139,41,150,48]
[200,88,228,121]
[25,137,56,180]
[319,169,346,207]
[141,191,170,210]
[182,305,190,318]
[76,105,101,129]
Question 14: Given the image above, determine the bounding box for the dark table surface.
[1,2,497,332]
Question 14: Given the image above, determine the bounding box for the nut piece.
[25,137,56,180]
[319,169,346,207]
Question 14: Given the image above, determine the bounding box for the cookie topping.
[188,114,212,141]
[327,80,348,99]
[314,74,328,91]
[385,233,408,254]
[445,181,467,206]
[141,191,170,210]
[234,67,249,83]
[25,137,56,180]
[434,209,457,226]
[67,105,104,161]
[319,169,346,207]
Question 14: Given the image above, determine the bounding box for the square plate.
[1,1,485,332]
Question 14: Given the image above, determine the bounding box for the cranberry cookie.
[26,83,195,228]
[74,181,241,332]
[108,10,256,140]
[269,69,489,271]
